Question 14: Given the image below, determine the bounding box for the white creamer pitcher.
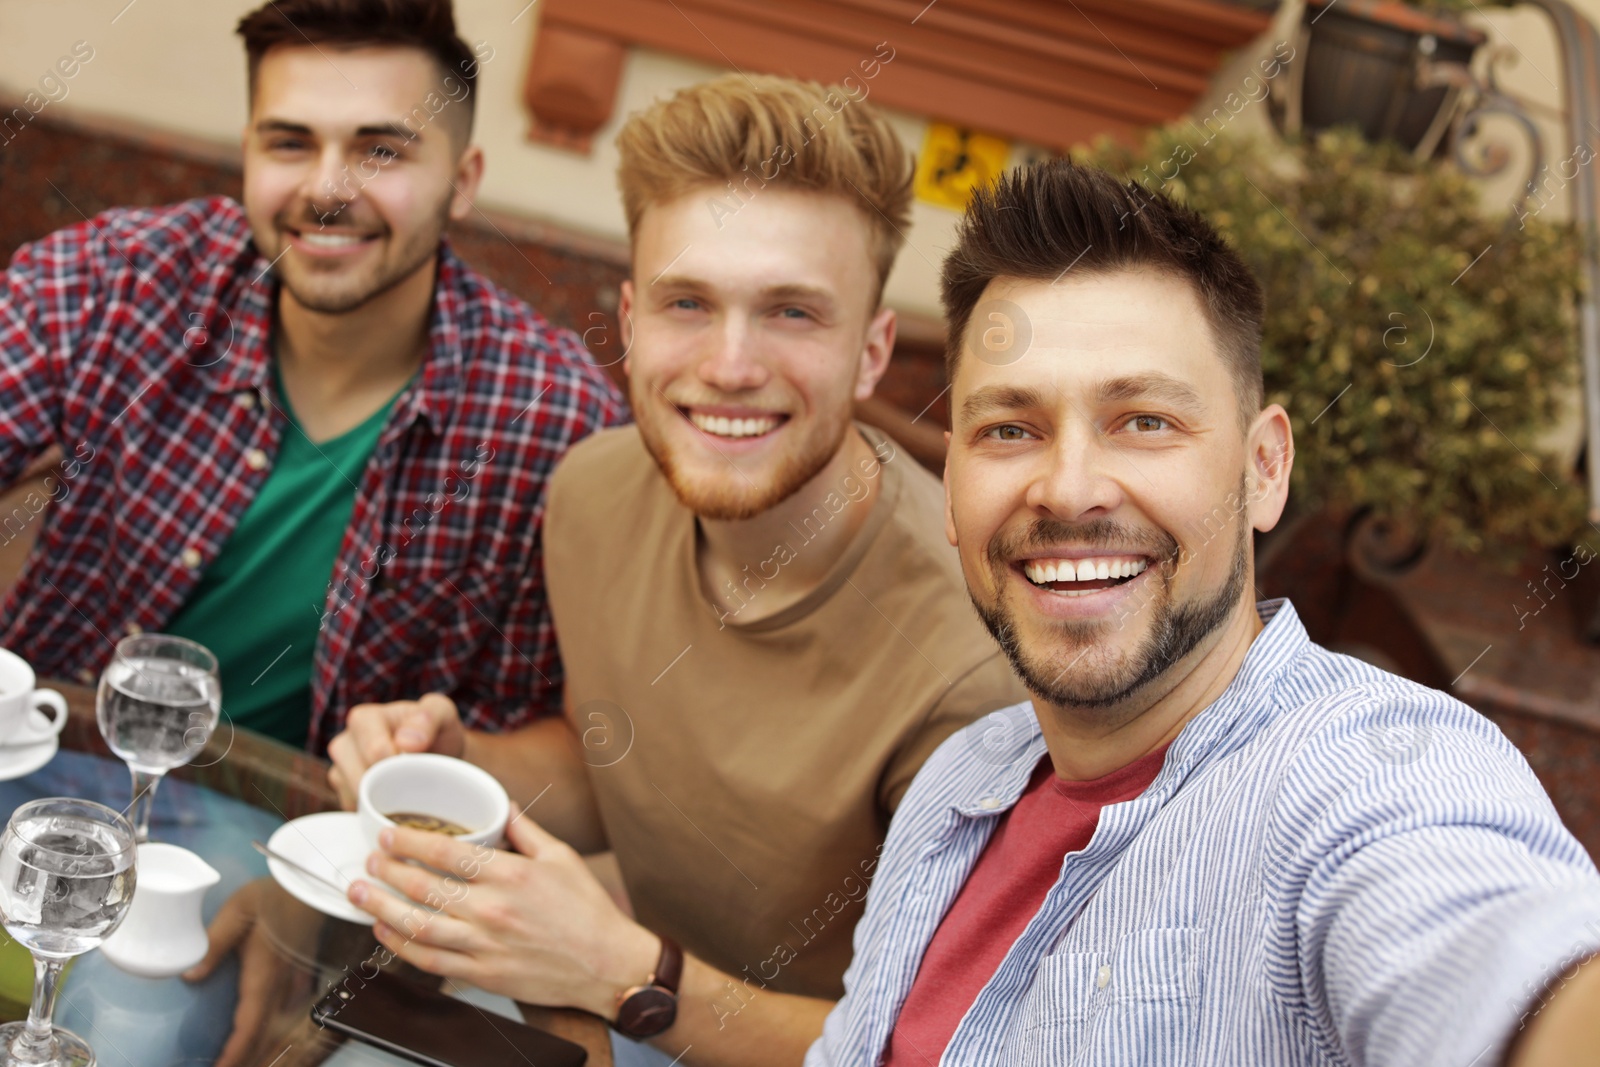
[99,843,220,978]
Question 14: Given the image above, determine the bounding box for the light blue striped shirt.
[808,600,1600,1067]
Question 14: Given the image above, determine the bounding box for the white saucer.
[265,811,376,925]
[0,712,59,781]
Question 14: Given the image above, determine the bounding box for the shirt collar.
[197,221,468,437]
[1154,597,1302,785]
[404,239,467,436]
[949,598,1308,818]
[189,212,275,397]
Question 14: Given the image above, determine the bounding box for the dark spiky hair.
[941,159,1265,422]
[236,0,478,143]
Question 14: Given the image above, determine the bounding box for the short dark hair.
[941,159,1265,423]
[236,0,478,141]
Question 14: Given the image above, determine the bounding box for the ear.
[618,280,636,379]
[446,144,487,221]
[944,431,958,548]
[1244,403,1294,534]
[853,306,897,402]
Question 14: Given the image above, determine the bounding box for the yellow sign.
[914,123,1011,211]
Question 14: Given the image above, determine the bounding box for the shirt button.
[1096,964,1112,989]
[125,623,142,636]
[245,448,269,471]
[76,667,95,685]
[181,547,203,569]
[978,797,1002,810]
[235,392,256,410]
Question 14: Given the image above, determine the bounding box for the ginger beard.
[635,386,855,521]
[971,483,1251,710]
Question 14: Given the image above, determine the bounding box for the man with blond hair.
[326,73,1024,1066]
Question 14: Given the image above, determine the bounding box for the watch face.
[617,987,678,1038]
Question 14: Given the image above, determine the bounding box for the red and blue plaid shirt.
[0,196,628,753]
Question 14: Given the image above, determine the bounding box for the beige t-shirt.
[544,424,1026,1000]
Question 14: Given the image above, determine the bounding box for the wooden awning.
[523,0,1279,153]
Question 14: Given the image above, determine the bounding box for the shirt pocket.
[1018,927,1202,1067]
[1016,950,1099,1067]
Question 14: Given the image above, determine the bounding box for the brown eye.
[1130,415,1167,432]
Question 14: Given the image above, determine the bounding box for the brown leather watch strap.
[614,935,684,1038]
[653,934,683,993]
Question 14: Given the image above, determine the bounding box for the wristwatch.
[613,934,682,1039]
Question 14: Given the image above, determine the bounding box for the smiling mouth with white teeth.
[1021,556,1150,598]
[287,227,379,250]
[686,411,787,439]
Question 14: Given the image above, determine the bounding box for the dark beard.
[270,198,448,315]
[973,513,1250,710]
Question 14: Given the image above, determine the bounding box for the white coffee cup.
[357,753,510,855]
[0,648,69,748]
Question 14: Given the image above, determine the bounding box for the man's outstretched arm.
[1303,820,1600,1067]
[1504,951,1600,1066]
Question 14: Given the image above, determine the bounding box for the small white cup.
[0,648,69,748]
[358,753,510,857]
[99,842,220,978]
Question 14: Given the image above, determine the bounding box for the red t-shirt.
[881,743,1171,1066]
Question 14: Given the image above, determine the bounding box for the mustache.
[985,517,1179,568]
[666,393,788,413]
[275,204,383,232]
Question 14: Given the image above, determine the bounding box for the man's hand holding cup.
[327,692,466,810]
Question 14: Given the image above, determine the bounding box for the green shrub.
[1084,126,1587,553]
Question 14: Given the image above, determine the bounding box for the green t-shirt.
[165,368,401,747]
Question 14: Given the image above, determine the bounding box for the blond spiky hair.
[615,72,914,303]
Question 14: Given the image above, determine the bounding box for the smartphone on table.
[311,969,588,1067]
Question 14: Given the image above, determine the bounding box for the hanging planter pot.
[1273,0,1487,156]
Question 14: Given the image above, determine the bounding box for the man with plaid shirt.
[0,0,625,755]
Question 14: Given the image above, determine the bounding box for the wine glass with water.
[0,798,136,1067]
[95,634,221,843]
